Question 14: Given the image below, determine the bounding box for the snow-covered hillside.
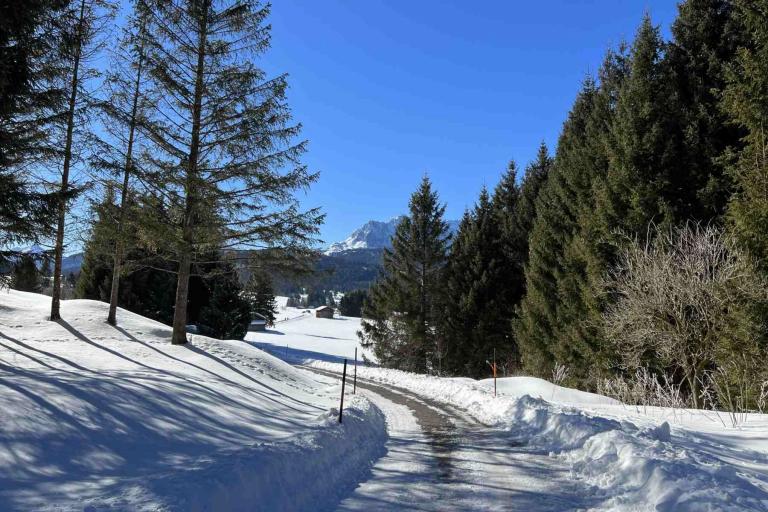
[0,290,385,511]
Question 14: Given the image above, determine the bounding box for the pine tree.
[50,0,116,321]
[514,78,604,379]
[360,176,450,372]
[244,270,278,325]
[666,0,746,220]
[11,255,42,292]
[339,289,368,317]
[75,187,118,301]
[141,0,322,344]
[443,189,509,377]
[724,0,768,274]
[0,1,69,266]
[198,266,250,340]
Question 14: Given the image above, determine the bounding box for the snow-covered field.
[246,301,375,364]
[0,290,385,511]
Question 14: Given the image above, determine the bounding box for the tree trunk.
[107,36,145,326]
[51,0,86,322]
[169,0,209,344]
[171,251,192,344]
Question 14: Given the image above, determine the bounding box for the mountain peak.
[325,216,459,255]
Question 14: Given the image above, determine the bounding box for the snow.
[5,287,768,511]
[0,290,386,511]
[246,306,376,364]
[308,363,768,511]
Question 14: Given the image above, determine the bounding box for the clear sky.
[258,0,679,246]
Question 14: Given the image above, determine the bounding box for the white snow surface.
[246,306,375,364]
[310,363,768,511]
[0,290,386,511]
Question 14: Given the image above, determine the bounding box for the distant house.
[248,313,267,332]
[315,306,334,319]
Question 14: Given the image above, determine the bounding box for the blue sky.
[260,1,680,245]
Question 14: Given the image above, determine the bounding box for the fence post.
[353,347,357,394]
[493,347,497,398]
[339,358,347,424]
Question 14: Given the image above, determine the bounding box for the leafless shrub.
[602,223,767,409]
[550,363,569,400]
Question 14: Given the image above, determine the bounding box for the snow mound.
[311,362,768,511]
[84,396,386,512]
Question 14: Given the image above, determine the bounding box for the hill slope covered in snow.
[0,291,385,511]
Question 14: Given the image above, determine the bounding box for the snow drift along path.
[0,291,387,511]
[307,366,597,511]
[311,361,768,512]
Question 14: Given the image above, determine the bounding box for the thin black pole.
[339,358,347,423]
[493,347,497,398]
[353,347,357,394]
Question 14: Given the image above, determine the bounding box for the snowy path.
[305,367,596,511]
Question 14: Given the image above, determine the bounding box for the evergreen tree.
[244,270,278,325]
[360,177,450,372]
[724,0,768,274]
[515,78,605,380]
[0,0,69,266]
[75,187,118,301]
[666,0,745,220]
[141,0,322,344]
[50,0,117,321]
[11,255,42,292]
[443,189,509,377]
[198,266,250,340]
[339,289,368,317]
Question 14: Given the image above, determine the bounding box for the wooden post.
[353,347,357,394]
[339,358,347,423]
[493,347,497,398]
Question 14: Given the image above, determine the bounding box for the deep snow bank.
[311,361,768,512]
[85,396,386,512]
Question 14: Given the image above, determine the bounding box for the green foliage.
[360,177,450,373]
[244,271,278,325]
[11,255,42,293]
[198,267,251,340]
[339,289,368,317]
[442,189,510,377]
[724,0,768,275]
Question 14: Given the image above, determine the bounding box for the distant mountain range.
[326,217,459,255]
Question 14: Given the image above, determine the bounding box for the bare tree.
[602,223,767,408]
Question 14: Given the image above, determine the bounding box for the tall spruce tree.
[666,0,746,221]
[0,1,69,266]
[50,0,116,321]
[141,0,322,345]
[514,78,604,379]
[360,176,450,372]
[443,189,509,377]
[724,0,768,274]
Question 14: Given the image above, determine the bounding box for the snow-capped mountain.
[326,217,460,255]
[325,217,406,254]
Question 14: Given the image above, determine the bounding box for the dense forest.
[361,1,768,412]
